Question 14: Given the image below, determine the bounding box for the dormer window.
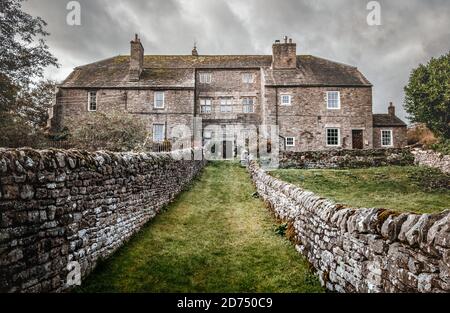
[88,91,97,111]
[199,73,211,84]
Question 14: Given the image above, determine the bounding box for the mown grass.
[270,166,450,214]
[75,162,323,293]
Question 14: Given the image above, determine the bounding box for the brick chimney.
[388,102,395,116]
[271,36,297,69]
[129,34,144,81]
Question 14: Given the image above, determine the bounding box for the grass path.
[76,162,323,293]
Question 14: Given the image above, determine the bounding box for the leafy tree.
[68,112,149,152]
[0,111,47,148]
[404,52,450,139]
[0,0,58,111]
[16,79,56,128]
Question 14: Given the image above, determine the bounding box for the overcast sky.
[22,0,450,123]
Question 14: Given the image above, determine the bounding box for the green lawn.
[270,166,450,214]
[76,162,323,293]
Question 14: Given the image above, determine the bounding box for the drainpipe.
[275,87,279,126]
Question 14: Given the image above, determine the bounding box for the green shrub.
[68,112,149,152]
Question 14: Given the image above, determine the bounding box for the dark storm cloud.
[22,0,450,122]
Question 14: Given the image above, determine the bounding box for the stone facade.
[265,86,374,151]
[247,160,450,293]
[0,148,206,292]
[49,35,408,154]
[373,126,407,149]
[279,148,414,169]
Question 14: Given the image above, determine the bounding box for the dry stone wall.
[0,148,206,292]
[412,148,450,174]
[279,148,414,169]
[248,160,450,293]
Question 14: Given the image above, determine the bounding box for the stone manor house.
[49,35,407,155]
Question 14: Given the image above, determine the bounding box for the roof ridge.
[74,55,124,69]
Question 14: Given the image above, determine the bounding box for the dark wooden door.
[352,130,363,149]
[222,141,233,159]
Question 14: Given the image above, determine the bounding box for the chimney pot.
[289,38,292,43]
[275,39,280,43]
[284,35,288,43]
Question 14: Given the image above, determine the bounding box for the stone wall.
[248,160,450,293]
[412,148,450,174]
[0,148,206,292]
[279,148,414,169]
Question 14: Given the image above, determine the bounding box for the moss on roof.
[61,54,371,88]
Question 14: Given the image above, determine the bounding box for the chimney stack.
[129,33,144,81]
[388,102,395,116]
[192,42,198,56]
[272,36,297,69]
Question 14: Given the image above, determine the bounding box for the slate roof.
[60,55,371,88]
[373,114,407,127]
[263,56,371,86]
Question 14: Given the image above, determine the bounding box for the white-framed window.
[87,91,97,111]
[280,94,291,106]
[154,91,165,109]
[326,128,340,146]
[381,129,393,147]
[285,137,295,147]
[200,98,212,113]
[326,91,340,109]
[199,73,211,84]
[242,73,254,83]
[220,98,232,113]
[242,97,254,113]
[153,123,165,142]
